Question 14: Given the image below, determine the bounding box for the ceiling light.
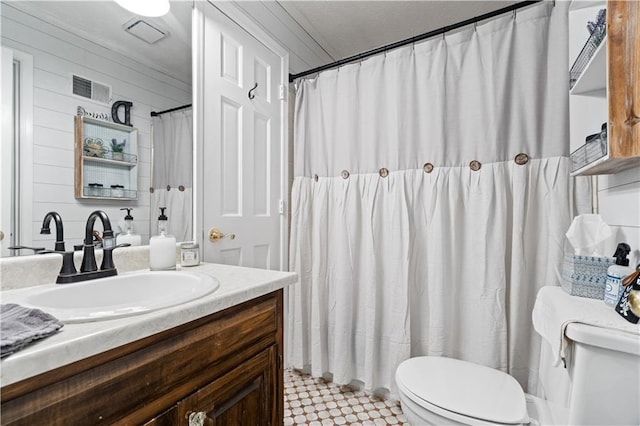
[114,0,170,18]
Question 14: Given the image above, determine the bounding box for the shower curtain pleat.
[151,109,193,242]
[287,2,580,397]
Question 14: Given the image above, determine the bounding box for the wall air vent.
[124,19,168,44]
[72,75,112,104]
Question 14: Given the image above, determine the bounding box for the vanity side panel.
[0,291,283,425]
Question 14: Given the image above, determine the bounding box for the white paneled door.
[199,3,284,269]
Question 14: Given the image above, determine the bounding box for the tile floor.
[284,368,410,426]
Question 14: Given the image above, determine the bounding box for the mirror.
[0,0,192,256]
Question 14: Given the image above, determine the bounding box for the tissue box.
[561,254,615,299]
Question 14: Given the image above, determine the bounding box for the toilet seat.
[396,356,529,425]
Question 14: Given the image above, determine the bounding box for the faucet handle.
[39,249,78,279]
[100,243,131,271]
[8,245,46,254]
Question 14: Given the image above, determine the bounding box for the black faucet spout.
[84,210,114,245]
[40,211,65,252]
[80,210,115,273]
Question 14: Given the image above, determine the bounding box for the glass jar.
[110,184,124,198]
[180,242,200,267]
[88,183,103,197]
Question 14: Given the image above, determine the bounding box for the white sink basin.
[22,271,220,323]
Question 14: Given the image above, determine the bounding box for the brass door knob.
[209,228,236,243]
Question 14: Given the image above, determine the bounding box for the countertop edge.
[0,263,298,387]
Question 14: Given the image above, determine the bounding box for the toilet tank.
[565,323,640,425]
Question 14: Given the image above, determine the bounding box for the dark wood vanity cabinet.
[0,290,284,426]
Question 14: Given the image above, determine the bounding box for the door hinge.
[279,84,285,100]
[279,200,285,215]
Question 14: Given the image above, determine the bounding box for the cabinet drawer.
[1,291,282,425]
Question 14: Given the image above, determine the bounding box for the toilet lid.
[396,356,528,425]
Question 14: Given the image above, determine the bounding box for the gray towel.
[1,303,64,358]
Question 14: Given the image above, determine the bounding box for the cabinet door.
[608,0,640,157]
[176,345,278,426]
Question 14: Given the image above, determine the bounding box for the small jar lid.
[181,242,199,249]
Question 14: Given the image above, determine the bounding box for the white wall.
[598,168,640,267]
[1,4,191,251]
[568,2,640,267]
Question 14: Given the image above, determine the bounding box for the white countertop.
[0,263,298,387]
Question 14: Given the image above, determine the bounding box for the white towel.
[532,286,640,367]
[0,303,64,358]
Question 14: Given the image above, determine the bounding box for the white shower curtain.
[151,108,193,242]
[287,2,574,396]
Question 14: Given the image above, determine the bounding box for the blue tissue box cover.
[561,254,615,299]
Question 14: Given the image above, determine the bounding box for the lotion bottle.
[116,208,142,246]
[604,243,633,306]
[149,207,176,271]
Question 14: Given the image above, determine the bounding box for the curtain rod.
[289,0,542,82]
[150,103,192,117]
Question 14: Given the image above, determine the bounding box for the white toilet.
[396,288,640,425]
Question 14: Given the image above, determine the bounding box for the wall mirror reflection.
[0,0,193,257]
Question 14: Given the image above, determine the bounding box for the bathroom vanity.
[0,262,297,425]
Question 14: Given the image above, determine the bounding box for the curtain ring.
[341,170,350,179]
[166,185,171,191]
[379,168,389,178]
[514,153,529,165]
[423,163,434,173]
[179,185,185,191]
[149,187,155,193]
[469,160,482,171]
[314,174,319,182]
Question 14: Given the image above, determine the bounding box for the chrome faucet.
[40,211,65,252]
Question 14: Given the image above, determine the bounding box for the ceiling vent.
[124,18,168,44]
[72,75,112,104]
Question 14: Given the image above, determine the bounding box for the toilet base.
[399,392,568,426]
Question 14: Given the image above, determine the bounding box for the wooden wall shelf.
[74,115,139,200]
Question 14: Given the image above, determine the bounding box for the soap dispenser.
[149,207,176,271]
[604,243,634,306]
[116,208,142,246]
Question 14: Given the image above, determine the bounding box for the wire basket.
[83,186,137,199]
[569,9,606,89]
[570,132,608,172]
